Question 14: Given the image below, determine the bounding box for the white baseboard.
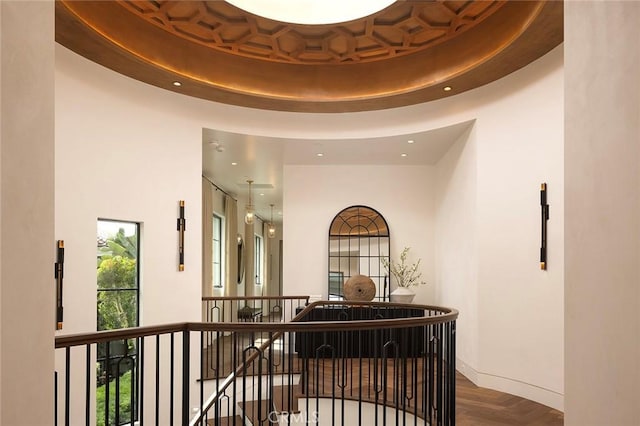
[456,357,564,412]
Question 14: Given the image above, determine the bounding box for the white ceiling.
[202,120,474,224]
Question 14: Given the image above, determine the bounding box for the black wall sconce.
[540,183,549,270]
[177,200,186,271]
[55,240,64,330]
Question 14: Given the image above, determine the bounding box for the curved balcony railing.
[55,297,457,426]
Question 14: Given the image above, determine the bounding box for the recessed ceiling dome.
[55,0,563,113]
[226,0,396,25]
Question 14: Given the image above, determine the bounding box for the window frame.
[96,218,141,426]
[97,218,141,330]
[212,213,225,288]
[255,233,263,286]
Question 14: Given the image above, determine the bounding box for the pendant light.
[244,179,255,225]
[267,204,276,239]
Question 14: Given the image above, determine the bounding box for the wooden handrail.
[55,300,458,425]
[55,301,458,349]
[201,295,310,301]
[55,323,189,348]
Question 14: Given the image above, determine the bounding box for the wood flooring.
[202,337,564,425]
[204,367,563,424]
[455,372,563,425]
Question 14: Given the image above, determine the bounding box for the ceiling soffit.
[55,0,563,113]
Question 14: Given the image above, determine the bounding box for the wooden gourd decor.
[343,274,376,302]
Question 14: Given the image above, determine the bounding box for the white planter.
[389,287,416,303]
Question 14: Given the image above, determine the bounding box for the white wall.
[477,48,564,410]
[55,57,202,332]
[434,47,564,410]
[564,2,640,424]
[284,165,436,304]
[435,125,479,381]
[1,2,55,424]
[55,44,203,424]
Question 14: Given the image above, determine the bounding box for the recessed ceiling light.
[443,86,452,92]
[260,193,265,196]
[401,153,408,157]
[317,153,324,157]
[231,162,238,166]
[172,81,182,87]
[407,140,414,144]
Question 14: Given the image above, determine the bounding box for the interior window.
[212,213,224,288]
[255,234,263,285]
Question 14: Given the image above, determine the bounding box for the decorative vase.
[390,287,415,303]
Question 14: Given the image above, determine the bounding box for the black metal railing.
[202,295,309,323]
[201,296,309,381]
[55,298,457,426]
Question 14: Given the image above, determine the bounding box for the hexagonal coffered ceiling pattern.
[118,1,504,64]
[55,0,563,112]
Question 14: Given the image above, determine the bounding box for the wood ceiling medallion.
[55,0,563,112]
[116,1,506,65]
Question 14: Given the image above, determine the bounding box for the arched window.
[328,205,390,301]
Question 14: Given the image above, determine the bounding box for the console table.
[294,306,425,358]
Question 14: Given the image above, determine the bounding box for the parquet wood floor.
[455,372,563,425]
[302,358,563,425]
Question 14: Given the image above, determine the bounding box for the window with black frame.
[255,233,263,285]
[328,206,390,302]
[213,213,224,288]
[96,219,140,426]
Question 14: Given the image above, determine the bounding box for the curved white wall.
[435,50,565,409]
[55,41,563,413]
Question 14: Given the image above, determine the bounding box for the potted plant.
[381,247,426,303]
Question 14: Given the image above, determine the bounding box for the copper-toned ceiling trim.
[55,0,563,113]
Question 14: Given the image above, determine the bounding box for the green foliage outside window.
[97,223,139,425]
[98,227,138,263]
[97,226,138,330]
[97,256,137,331]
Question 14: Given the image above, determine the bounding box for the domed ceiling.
[55,1,563,112]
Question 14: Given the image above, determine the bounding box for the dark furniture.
[295,306,425,358]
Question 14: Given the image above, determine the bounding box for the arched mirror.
[328,205,390,301]
[237,234,245,284]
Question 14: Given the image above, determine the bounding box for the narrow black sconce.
[177,200,186,271]
[540,183,549,270]
[55,240,64,330]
